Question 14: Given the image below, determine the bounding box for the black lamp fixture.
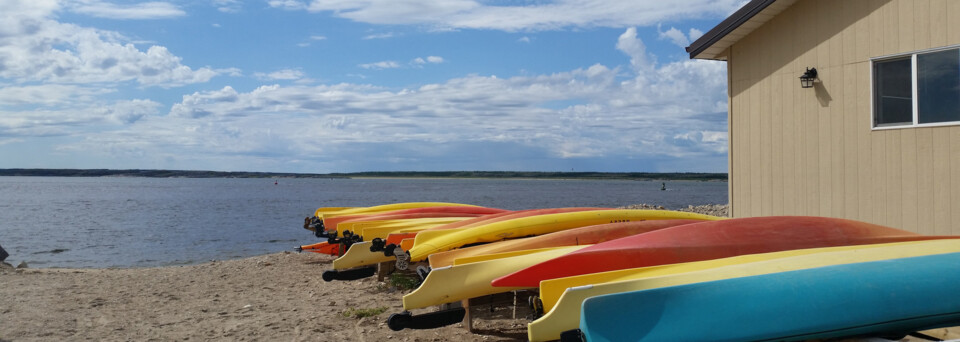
[800,67,818,88]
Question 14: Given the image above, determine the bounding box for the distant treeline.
[330,171,727,181]
[0,169,727,181]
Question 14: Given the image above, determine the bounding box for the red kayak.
[491,216,959,288]
[428,219,705,268]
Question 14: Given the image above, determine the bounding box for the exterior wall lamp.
[800,68,818,88]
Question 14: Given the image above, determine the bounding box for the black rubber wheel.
[383,244,397,257]
[322,270,336,282]
[387,312,412,331]
[370,238,385,252]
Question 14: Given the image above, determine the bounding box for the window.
[872,47,960,128]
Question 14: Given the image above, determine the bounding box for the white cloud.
[212,0,242,13]
[98,99,163,124]
[0,98,160,138]
[310,35,327,40]
[412,56,444,66]
[267,0,308,10]
[68,1,186,20]
[129,28,727,170]
[359,61,401,69]
[5,27,728,172]
[689,28,704,42]
[363,32,395,40]
[0,84,113,106]
[254,69,305,81]
[517,36,531,43]
[616,27,654,76]
[0,2,230,87]
[657,24,690,48]
[292,0,743,32]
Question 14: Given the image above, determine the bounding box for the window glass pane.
[917,48,960,124]
[874,58,914,127]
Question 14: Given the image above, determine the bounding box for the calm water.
[0,177,726,268]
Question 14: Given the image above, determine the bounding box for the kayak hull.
[492,216,945,288]
[428,219,703,269]
[528,239,960,341]
[408,210,723,262]
[402,246,587,310]
[579,251,960,342]
[332,241,395,270]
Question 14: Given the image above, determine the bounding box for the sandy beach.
[4,249,960,341]
[0,252,527,341]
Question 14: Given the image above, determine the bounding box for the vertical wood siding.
[727,0,960,234]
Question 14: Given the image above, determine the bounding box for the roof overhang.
[686,0,798,60]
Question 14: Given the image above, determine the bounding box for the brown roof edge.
[685,0,779,60]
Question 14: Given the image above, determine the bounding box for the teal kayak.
[575,252,960,342]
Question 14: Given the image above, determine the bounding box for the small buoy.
[661,182,666,191]
[274,180,278,185]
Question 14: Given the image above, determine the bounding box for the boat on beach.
[491,216,955,288]
[574,250,960,342]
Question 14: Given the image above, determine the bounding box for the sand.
[2,236,959,341]
[0,252,526,341]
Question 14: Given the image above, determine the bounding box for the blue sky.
[0,0,741,173]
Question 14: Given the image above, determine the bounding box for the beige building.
[687,0,960,234]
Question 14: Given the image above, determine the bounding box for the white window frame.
[870,44,960,131]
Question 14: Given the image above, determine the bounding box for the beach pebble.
[16,261,28,269]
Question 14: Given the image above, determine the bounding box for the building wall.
[727,0,960,234]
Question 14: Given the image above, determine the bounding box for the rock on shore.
[620,203,729,218]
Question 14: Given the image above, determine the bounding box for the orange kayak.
[427,219,703,269]
[297,241,340,256]
[491,216,960,288]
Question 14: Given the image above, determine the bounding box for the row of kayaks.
[297,202,960,341]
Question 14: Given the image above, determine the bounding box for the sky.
[0,0,742,173]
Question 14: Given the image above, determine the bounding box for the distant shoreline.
[0,169,727,182]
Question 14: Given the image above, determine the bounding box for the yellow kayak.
[528,239,960,342]
[312,207,355,218]
[402,246,588,310]
[343,217,470,239]
[405,210,722,262]
[332,241,396,270]
[359,222,453,242]
[320,202,477,219]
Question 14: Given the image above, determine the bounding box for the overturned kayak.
[427,219,703,269]
[296,241,340,255]
[403,210,723,266]
[491,216,951,288]
[332,241,395,270]
[348,217,473,241]
[576,249,960,342]
[335,212,487,237]
[529,239,960,342]
[402,246,588,310]
[322,205,503,236]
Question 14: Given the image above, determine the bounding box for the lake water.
[0,177,727,268]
